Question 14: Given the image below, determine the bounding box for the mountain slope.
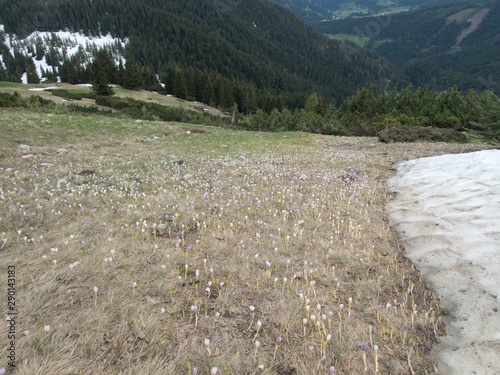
[312,1,500,95]
[0,0,408,106]
[271,0,473,23]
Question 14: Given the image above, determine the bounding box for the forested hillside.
[271,0,472,23]
[312,1,500,95]
[0,0,408,110]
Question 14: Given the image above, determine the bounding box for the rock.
[153,136,160,140]
[143,137,154,143]
[156,223,167,234]
[186,131,191,134]
[57,148,69,155]
[21,154,34,159]
[135,119,143,123]
[73,174,85,185]
[97,179,108,186]
[57,178,67,188]
[40,163,53,168]
[298,174,308,180]
[183,174,193,181]
[346,167,360,175]
[176,160,184,166]
[18,144,31,152]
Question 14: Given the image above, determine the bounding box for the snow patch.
[387,149,500,374]
[28,87,57,91]
[1,27,128,83]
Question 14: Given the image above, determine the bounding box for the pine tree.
[90,59,114,96]
[123,60,143,90]
[26,66,40,84]
[143,64,161,91]
[173,69,188,99]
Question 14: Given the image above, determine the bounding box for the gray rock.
[156,223,168,234]
[143,137,154,143]
[57,178,67,188]
[18,144,31,152]
[40,163,53,168]
[183,174,193,181]
[73,174,85,185]
[21,154,34,159]
[57,148,69,155]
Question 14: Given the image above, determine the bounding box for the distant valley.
[309,1,500,95]
[271,0,473,22]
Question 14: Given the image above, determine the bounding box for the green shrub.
[0,92,23,107]
[49,89,82,101]
[378,124,468,143]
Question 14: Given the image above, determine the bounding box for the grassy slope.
[0,108,493,374]
[0,82,225,117]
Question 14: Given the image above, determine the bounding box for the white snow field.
[387,149,500,375]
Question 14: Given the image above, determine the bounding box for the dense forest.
[312,1,500,95]
[0,0,408,110]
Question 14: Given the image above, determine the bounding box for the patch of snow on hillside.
[1,26,127,82]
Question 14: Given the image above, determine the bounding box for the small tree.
[90,60,114,96]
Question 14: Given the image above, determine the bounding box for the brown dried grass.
[0,109,494,374]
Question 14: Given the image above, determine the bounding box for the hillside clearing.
[0,82,224,117]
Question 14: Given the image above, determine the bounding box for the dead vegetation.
[0,109,493,374]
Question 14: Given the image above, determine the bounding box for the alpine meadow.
[0,1,499,375]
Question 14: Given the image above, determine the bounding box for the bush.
[0,92,55,109]
[378,124,468,143]
[66,104,112,116]
[0,92,23,107]
[49,89,83,101]
[94,95,218,124]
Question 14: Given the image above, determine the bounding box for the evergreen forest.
[0,0,498,143]
[0,0,408,110]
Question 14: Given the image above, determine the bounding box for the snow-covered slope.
[0,25,127,83]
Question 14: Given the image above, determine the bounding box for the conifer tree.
[123,60,143,90]
[143,64,161,91]
[173,69,188,99]
[90,59,114,96]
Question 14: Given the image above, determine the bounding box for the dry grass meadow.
[0,107,492,374]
